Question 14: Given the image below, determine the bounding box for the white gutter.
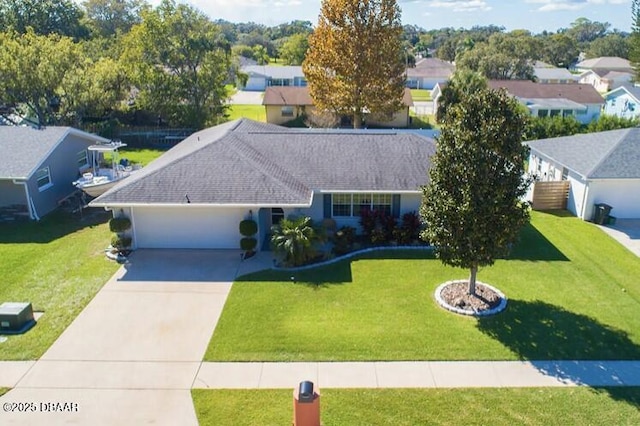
[89,202,313,209]
[12,179,39,220]
[318,190,422,194]
[579,181,590,220]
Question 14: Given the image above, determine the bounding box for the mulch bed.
[439,281,502,313]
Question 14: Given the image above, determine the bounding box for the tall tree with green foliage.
[631,0,640,79]
[122,0,230,128]
[540,33,579,68]
[303,0,406,128]
[0,0,89,39]
[421,88,531,295]
[82,0,147,38]
[279,33,309,65]
[0,29,82,126]
[435,69,487,123]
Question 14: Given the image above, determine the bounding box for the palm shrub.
[271,216,326,267]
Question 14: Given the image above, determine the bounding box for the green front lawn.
[227,104,266,122]
[0,211,119,360]
[206,211,640,361]
[192,388,640,426]
[410,88,432,101]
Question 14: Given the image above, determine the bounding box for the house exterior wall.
[0,180,26,206]
[400,193,422,215]
[579,73,609,92]
[583,179,640,219]
[265,105,311,125]
[603,92,640,119]
[27,133,93,218]
[368,108,410,128]
[407,77,447,90]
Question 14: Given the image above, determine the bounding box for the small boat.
[73,140,139,198]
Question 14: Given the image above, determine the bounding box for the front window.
[372,193,392,215]
[332,194,352,217]
[537,109,548,118]
[35,167,52,191]
[281,106,294,117]
[77,150,88,169]
[332,193,393,217]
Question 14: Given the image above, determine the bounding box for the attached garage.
[132,206,248,249]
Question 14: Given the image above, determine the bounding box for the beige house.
[263,87,413,128]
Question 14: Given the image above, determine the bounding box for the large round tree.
[302,0,406,129]
[421,87,531,295]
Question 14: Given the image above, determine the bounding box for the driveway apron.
[0,249,242,425]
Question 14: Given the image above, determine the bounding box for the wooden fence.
[531,181,570,211]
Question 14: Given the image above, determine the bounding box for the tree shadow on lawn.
[0,209,110,244]
[477,299,640,407]
[507,222,569,261]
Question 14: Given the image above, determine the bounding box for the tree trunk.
[353,112,362,129]
[468,264,478,295]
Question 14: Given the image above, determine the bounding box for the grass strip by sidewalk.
[205,211,640,361]
[193,387,640,426]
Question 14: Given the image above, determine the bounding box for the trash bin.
[593,203,613,225]
[607,216,617,225]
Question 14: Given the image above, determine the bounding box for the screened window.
[281,106,294,117]
[332,194,352,217]
[550,109,561,117]
[35,167,52,191]
[353,193,372,215]
[537,109,548,117]
[77,150,88,169]
[372,193,392,215]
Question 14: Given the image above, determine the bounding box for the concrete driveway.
[229,90,264,105]
[598,219,640,258]
[0,249,259,425]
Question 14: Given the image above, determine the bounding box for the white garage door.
[133,206,247,249]
[589,180,640,219]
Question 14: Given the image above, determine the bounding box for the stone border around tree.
[434,280,508,317]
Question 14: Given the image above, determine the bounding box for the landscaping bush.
[109,217,131,233]
[359,209,397,244]
[239,219,258,237]
[111,235,132,249]
[359,208,377,237]
[333,226,356,255]
[271,216,326,267]
[240,237,257,252]
[401,211,422,241]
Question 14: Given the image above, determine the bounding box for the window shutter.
[392,194,401,218]
[323,194,332,218]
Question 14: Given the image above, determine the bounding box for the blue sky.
[154,0,632,33]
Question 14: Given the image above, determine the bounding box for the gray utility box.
[0,302,35,334]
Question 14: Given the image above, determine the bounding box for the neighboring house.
[578,69,633,93]
[90,119,436,250]
[488,80,604,124]
[0,126,110,220]
[239,65,307,91]
[575,56,633,74]
[262,86,414,128]
[526,128,640,220]
[603,84,640,119]
[432,80,603,124]
[406,57,455,90]
[534,67,576,84]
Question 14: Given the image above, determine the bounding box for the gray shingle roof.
[526,128,640,179]
[91,119,436,206]
[0,126,77,179]
[489,80,604,105]
[576,56,632,71]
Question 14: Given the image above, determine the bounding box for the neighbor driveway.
[0,249,270,425]
[598,219,640,258]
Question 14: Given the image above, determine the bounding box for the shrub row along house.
[90,119,435,250]
[262,86,414,128]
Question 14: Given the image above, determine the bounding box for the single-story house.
[262,86,414,128]
[488,80,604,124]
[0,126,110,220]
[432,80,604,124]
[406,58,455,90]
[579,69,634,93]
[603,84,640,120]
[534,67,576,84]
[575,56,634,74]
[238,65,307,91]
[90,119,435,250]
[526,128,640,220]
